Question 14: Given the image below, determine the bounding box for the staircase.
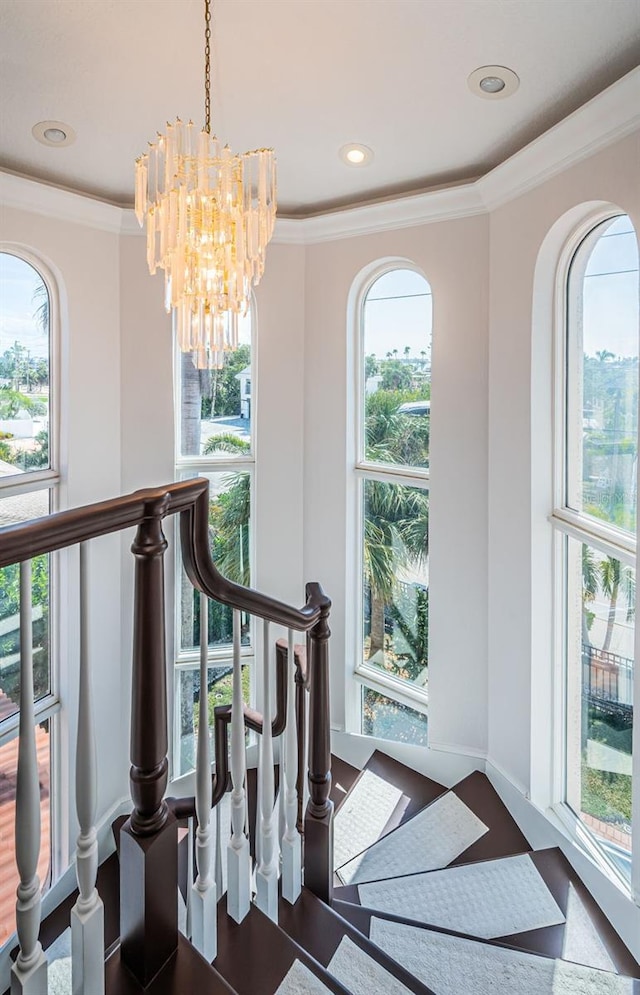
[1,480,638,994]
[21,751,640,995]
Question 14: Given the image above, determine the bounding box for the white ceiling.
[1,0,639,217]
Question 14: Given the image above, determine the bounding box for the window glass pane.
[0,720,51,945]
[0,490,51,722]
[179,470,251,652]
[0,254,51,478]
[566,538,633,880]
[362,686,428,745]
[178,311,252,458]
[177,664,250,777]
[362,479,428,693]
[567,216,639,533]
[363,269,431,470]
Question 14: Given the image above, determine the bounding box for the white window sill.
[354,666,429,715]
[548,801,635,903]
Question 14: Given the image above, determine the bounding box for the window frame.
[349,262,432,732]
[171,303,257,779]
[0,246,63,943]
[549,210,640,903]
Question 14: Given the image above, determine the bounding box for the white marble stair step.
[275,959,336,995]
[336,790,489,885]
[327,935,414,995]
[369,917,638,995]
[333,768,405,871]
[356,853,566,939]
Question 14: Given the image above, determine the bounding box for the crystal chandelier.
[134,0,276,368]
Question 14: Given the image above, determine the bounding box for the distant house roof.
[235,366,251,381]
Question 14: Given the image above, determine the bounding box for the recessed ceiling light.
[340,143,373,167]
[32,120,76,147]
[467,66,519,99]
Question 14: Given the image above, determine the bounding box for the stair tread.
[105,933,236,994]
[334,845,640,978]
[214,895,350,995]
[335,789,490,884]
[279,887,434,993]
[363,750,446,829]
[363,916,640,995]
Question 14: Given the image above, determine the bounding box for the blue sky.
[0,253,49,360]
[583,217,639,359]
[364,268,432,360]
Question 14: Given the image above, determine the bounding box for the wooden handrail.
[180,485,328,629]
[0,478,327,631]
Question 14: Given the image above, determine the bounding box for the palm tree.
[581,544,598,645]
[204,435,251,586]
[599,555,635,653]
[389,587,428,680]
[364,478,428,661]
[181,352,206,456]
[33,283,49,333]
[363,397,428,662]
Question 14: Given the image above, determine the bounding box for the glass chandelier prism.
[134,0,276,368]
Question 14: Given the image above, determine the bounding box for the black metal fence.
[582,642,634,721]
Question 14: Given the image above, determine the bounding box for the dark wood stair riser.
[105,934,235,994]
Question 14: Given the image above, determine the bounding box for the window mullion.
[550,509,636,567]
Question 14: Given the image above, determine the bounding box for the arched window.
[0,249,59,946]
[173,309,255,776]
[553,214,639,887]
[355,266,431,744]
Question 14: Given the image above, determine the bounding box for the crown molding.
[273,182,485,244]
[1,67,638,243]
[0,170,126,234]
[478,66,640,211]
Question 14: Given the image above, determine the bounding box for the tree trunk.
[180,352,202,456]
[602,584,618,653]
[368,593,386,661]
[179,352,201,663]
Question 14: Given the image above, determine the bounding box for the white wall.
[254,243,306,608]
[303,215,490,756]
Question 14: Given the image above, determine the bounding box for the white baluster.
[183,817,193,940]
[226,609,250,922]
[71,543,105,995]
[255,620,278,920]
[11,560,47,995]
[191,593,217,960]
[214,800,223,896]
[281,630,302,903]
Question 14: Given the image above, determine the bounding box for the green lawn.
[581,763,632,823]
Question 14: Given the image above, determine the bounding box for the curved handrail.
[179,484,329,630]
[0,477,329,632]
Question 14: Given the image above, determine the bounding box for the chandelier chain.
[204,0,212,133]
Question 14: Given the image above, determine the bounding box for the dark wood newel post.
[120,494,178,986]
[304,586,334,903]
